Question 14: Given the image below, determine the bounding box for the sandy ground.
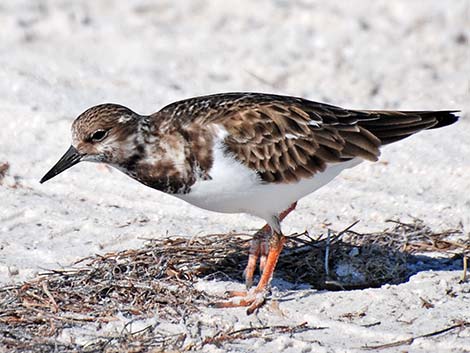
[0,1,469,352]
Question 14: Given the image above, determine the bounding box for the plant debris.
[363,320,470,350]
[0,219,468,352]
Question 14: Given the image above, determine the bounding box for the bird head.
[40,104,141,183]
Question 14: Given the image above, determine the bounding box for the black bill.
[40,145,82,184]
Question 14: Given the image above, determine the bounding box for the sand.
[0,1,469,352]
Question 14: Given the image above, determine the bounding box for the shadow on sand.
[200,219,466,291]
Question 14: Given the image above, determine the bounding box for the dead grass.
[0,219,468,352]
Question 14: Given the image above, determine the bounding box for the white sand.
[0,1,469,351]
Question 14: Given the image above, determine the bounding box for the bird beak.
[40,145,82,184]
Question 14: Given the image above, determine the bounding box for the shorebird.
[41,92,458,314]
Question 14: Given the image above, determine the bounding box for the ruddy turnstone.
[41,92,458,314]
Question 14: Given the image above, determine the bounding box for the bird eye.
[90,129,108,142]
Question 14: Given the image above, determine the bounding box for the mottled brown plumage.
[41,92,459,315]
[154,93,458,184]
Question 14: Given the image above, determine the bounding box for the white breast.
[176,133,362,224]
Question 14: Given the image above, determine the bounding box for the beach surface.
[0,1,469,352]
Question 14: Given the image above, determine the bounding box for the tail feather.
[356,110,459,145]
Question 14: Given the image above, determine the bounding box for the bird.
[40,92,459,314]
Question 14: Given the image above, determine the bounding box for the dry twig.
[363,321,470,350]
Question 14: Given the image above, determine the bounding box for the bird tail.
[355,110,459,145]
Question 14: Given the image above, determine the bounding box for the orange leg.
[215,202,297,314]
[215,232,286,314]
[244,202,297,289]
[244,230,269,289]
[259,235,269,273]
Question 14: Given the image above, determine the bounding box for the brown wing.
[213,101,381,183]
[158,93,458,184]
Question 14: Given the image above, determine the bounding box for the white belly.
[176,140,361,223]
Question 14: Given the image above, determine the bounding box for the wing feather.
[216,102,375,182]
[155,93,458,183]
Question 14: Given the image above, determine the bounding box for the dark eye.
[90,129,107,142]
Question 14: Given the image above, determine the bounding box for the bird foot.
[214,203,297,315]
[213,288,268,315]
